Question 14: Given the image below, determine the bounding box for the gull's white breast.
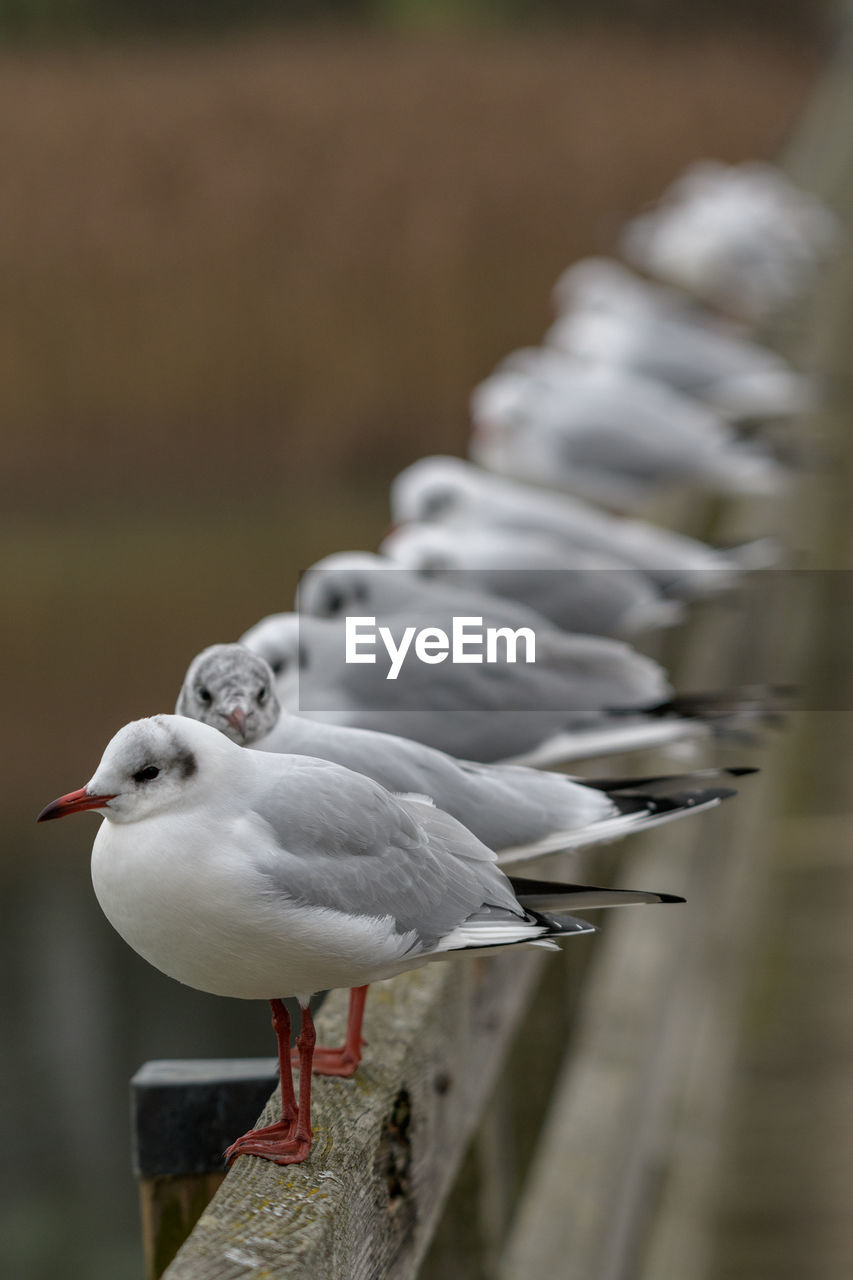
[90,809,420,1001]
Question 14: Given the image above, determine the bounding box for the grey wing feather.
[258,714,613,854]
[248,756,523,951]
[289,616,667,760]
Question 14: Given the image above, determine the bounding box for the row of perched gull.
[39,161,838,1169]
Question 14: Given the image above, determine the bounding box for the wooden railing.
[132,36,853,1280]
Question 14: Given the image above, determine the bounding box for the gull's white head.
[552,257,641,313]
[295,552,392,619]
[239,612,305,684]
[380,523,461,573]
[470,367,533,436]
[389,456,481,525]
[470,349,586,445]
[37,715,237,826]
[176,644,280,744]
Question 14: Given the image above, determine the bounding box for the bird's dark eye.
[257,686,268,705]
[133,766,160,784]
[325,589,345,616]
[422,490,452,519]
[198,686,212,705]
[269,659,285,677]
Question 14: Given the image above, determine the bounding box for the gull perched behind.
[238,602,780,767]
[552,257,748,334]
[295,550,559,634]
[547,287,812,422]
[621,160,841,322]
[379,522,684,636]
[390,456,771,598]
[38,713,683,1165]
[239,603,681,764]
[470,350,790,509]
[177,644,745,867]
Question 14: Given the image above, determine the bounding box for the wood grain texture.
[162,949,550,1279]
[498,47,845,1275]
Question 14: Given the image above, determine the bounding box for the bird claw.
[224,1118,312,1166]
[292,1042,364,1078]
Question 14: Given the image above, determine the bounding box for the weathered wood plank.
[132,1059,280,1178]
[498,48,848,1274]
[162,947,553,1279]
[497,544,796,1280]
[132,1058,280,1278]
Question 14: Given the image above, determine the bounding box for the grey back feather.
[247,756,524,951]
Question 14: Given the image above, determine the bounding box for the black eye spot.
[176,749,196,780]
[257,686,268,705]
[133,766,160,784]
[422,490,452,519]
[269,659,285,677]
[325,589,345,616]
[198,686,212,705]
[298,645,309,670]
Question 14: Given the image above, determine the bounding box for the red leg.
[225,999,316,1166]
[295,985,369,1078]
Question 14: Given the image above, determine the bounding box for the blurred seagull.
[38,714,683,1164]
[621,160,840,322]
[389,456,774,599]
[378,522,685,636]
[176,643,746,866]
[240,608,775,766]
[552,257,747,334]
[470,350,790,508]
[295,550,559,633]
[546,306,812,423]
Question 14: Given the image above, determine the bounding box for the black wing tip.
[512,877,687,907]
[549,914,598,936]
[690,786,738,805]
[584,766,759,793]
[615,785,738,816]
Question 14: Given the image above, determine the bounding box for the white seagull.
[239,609,772,766]
[378,522,685,636]
[38,714,683,1166]
[620,161,840,322]
[389,456,773,599]
[295,551,554,636]
[176,644,747,865]
[551,257,747,334]
[546,296,812,423]
[470,349,790,509]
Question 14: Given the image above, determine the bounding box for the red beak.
[37,787,116,823]
[226,708,248,739]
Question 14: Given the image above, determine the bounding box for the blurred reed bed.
[0,28,817,514]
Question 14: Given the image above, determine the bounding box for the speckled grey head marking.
[175,644,280,745]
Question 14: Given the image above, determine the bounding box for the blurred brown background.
[2,24,819,801]
[0,5,826,1277]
